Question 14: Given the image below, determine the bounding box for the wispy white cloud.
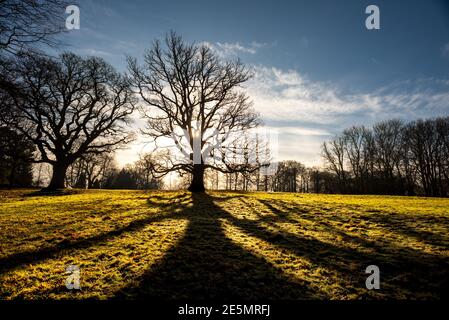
[244,66,449,165]
[202,41,267,58]
[248,66,449,125]
[247,66,380,126]
[269,126,332,137]
[75,48,114,57]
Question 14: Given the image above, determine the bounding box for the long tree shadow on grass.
[4,191,447,299]
[249,198,449,298]
[0,211,181,274]
[115,193,449,299]
[114,193,324,299]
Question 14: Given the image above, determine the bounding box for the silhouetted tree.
[0,0,70,57]
[0,127,34,187]
[67,152,115,189]
[128,32,260,192]
[271,161,305,192]
[322,117,449,196]
[112,167,137,189]
[342,126,370,192]
[0,52,136,190]
[101,162,120,189]
[133,153,164,189]
[406,118,449,196]
[322,135,348,192]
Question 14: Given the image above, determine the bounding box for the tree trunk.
[47,162,69,190]
[188,164,205,192]
[8,159,17,188]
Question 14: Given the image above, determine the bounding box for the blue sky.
[60,0,449,166]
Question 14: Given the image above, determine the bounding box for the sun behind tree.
[128,32,261,192]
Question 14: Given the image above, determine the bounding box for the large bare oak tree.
[1,52,136,190]
[128,32,260,192]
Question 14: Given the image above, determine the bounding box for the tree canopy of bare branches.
[0,0,70,57]
[322,118,449,196]
[128,32,260,192]
[1,52,136,190]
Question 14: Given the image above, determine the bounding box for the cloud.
[75,48,114,57]
[265,125,331,167]
[269,126,332,136]
[248,66,449,125]
[244,66,449,165]
[202,41,267,58]
[247,67,379,126]
[114,59,449,168]
[116,65,449,167]
[217,42,257,54]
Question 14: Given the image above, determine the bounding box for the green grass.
[0,189,448,299]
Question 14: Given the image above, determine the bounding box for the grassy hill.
[0,189,448,299]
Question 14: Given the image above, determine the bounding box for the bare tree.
[407,118,449,196]
[435,117,449,193]
[84,153,115,189]
[66,156,85,187]
[67,152,115,189]
[133,153,163,189]
[322,136,347,192]
[1,52,136,190]
[321,117,449,196]
[0,0,71,57]
[342,126,366,191]
[128,32,260,192]
[373,120,404,185]
[270,161,305,192]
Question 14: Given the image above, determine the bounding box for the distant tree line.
[322,118,449,197]
[202,117,449,197]
[205,160,330,194]
[66,153,163,190]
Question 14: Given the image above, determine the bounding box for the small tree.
[133,153,163,189]
[1,52,136,190]
[67,152,115,189]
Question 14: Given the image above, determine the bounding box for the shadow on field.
[110,194,449,299]
[24,189,82,197]
[0,212,175,274]
[248,198,449,298]
[114,194,449,299]
[114,193,322,299]
[2,192,448,299]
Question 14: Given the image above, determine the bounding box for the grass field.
[0,189,448,300]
